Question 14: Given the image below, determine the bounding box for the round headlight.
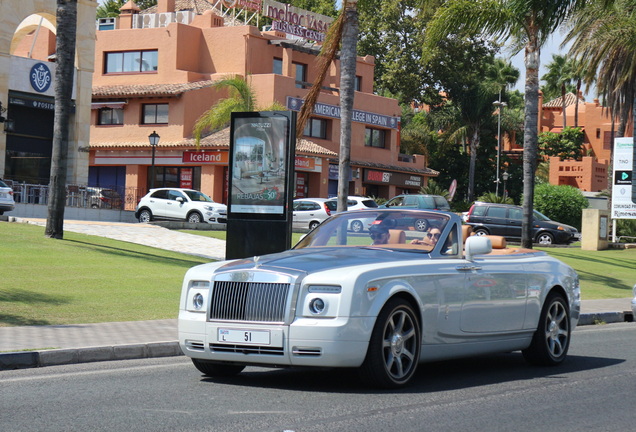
[193,293,204,310]
[309,298,326,314]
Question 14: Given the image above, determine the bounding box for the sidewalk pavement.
[1,218,633,370]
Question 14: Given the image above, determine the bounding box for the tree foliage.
[538,127,585,160]
[475,192,514,204]
[533,183,588,230]
[96,0,157,18]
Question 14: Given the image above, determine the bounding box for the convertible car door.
[459,256,528,333]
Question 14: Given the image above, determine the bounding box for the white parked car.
[326,195,378,232]
[135,188,226,224]
[178,209,580,388]
[292,198,332,230]
[0,179,15,215]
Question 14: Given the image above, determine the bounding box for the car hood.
[537,220,577,232]
[214,247,427,275]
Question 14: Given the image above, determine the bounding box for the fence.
[4,180,145,212]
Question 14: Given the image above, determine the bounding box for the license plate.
[218,328,270,345]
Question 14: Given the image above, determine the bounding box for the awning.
[91,101,127,110]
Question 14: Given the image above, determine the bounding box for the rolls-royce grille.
[209,281,290,322]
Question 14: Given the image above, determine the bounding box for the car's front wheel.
[522,292,571,366]
[188,212,203,223]
[138,209,152,223]
[536,232,554,245]
[192,359,245,377]
[359,298,421,389]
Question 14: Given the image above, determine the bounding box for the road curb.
[1,342,183,370]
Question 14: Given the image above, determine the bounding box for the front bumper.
[178,313,373,368]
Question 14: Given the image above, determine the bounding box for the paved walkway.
[1,217,633,370]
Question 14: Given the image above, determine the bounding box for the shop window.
[105,50,158,73]
[365,127,386,148]
[142,103,169,124]
[294,62,307,88]
[303,118,328,139]
[98,108,123,125]
[273,58,283,75]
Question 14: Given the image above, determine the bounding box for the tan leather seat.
[388,229,406,244]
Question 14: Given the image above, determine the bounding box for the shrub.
[475,192,515,204]
[533,183,588,229]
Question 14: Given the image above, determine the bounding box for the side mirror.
[176,196,184,203]
[465,236,492,260]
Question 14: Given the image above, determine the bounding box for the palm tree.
[565,0,636,138]
[45,0,78,239]
[542,54,574,128]
[423,0,587,248]
[193,76,284,148]
[297,1,358,213]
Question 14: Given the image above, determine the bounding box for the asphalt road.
[1,323,634,432]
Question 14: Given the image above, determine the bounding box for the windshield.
[184,190,214,202]
[533,209,551,221]
[293,209,454,254]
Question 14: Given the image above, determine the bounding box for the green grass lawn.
[1,222,633,327]
[0,223,208,327]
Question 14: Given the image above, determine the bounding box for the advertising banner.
[228,111,296,217]
[612,137,636,219]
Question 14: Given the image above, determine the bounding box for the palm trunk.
[337,2,358,213]
[467,128,479,203]
[574,79,581,127]
[521,35,541,249]
[45,0,77,239]
[561,83,567,128]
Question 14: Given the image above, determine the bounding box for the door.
[482,205,508,236]
[165,189,187,219]
[460,258,528,333]
[505,207,523,239]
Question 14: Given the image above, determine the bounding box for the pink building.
[90,0,436,206]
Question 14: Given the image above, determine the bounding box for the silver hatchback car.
[0,179,15,215]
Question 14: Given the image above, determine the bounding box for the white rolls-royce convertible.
[178,209,580,388]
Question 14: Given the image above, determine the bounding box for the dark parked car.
[464,202,579,245]
[381,194,451,231]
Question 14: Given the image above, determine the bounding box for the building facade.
[89,0,436,207]
[0,0,96,185]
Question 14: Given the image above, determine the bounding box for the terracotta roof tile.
[92,80,217,98]
[543,92,585,108]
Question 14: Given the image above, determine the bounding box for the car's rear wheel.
[473,228,489,236]
[138,209,152,223]
[536,232,554,245]
[350,220,364,233]
[192,359,245,377]
[414,218,429,232]
[309,220,320,230]
[522,293,571,366]
[359,298,421,389]
[188,212,203,223]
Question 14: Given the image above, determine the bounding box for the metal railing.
[4,180,145,211]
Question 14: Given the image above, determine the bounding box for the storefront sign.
[222,0,261,11]
[287,97,400,129]
[295,156,315,171]
[29,63,52,93]
[612,137,636,218]
[182,150,228,164]
[364,170,423,188]
[262,0,332,33]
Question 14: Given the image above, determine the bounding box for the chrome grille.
[209,281,290,322]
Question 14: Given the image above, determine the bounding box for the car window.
[434,196,450,210]
[509,208,523,220]
[167,190,185,201]
[151,189,169,199]
[325,201,337,211]
[347,199,356,207]
[101,189,119,199]
[184,190,213,202]
[486,206,507,218]
[361,199,378,208]
[404,196,418,206]
[418,196,434,208]
[533,210,551,221]
[0,180,8,187]
[471,205,486,216]
[386,196,403,207]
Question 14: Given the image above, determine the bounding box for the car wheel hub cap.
[391,334,404,355]
[548,320,559,340]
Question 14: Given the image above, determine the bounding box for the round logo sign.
[30,62,52,93]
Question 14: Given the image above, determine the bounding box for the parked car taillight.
[324,204,331,216]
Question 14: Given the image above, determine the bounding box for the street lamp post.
[148,131,160,189]
[493,96,507,197]
[502,171,509,198]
